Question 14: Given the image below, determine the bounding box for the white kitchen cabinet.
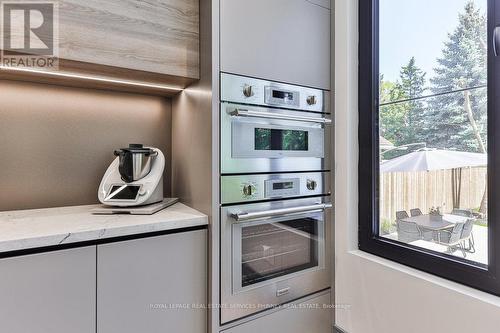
[222,292,332,333]
[220,0,331,89]
[0,247,97,333]
[97,230,207,333]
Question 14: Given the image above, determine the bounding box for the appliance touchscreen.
[107,185,141,200]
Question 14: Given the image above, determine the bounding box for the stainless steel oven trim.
[232,202,333,221]
[230,211,326,295]
[220,197,332,324]
[230,108,333,124]
[221,102,332,174]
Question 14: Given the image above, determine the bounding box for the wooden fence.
[379,167,487,223]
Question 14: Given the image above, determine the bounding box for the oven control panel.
[264,178,300,198]
[264,86,300,108]
[221,72,326,113]
[221,172,330,204]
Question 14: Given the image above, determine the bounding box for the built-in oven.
[220,73,332,174]
[219,73,333,323]
[220,197,332,324]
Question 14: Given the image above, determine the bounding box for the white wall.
[334,0,500,332]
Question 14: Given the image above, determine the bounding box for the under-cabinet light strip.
[0,66,184,92]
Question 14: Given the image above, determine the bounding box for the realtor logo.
[0,1,58,68]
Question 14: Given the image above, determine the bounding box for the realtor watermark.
[148,302,353,311]
[0,0,59,69]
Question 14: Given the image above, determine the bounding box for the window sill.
[347,249,500,307]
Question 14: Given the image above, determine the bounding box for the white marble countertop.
[0,203,208,253]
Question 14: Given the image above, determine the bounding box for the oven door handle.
[229,109,332,125]
[231,202,333,222]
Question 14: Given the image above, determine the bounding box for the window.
[359,0,500,296]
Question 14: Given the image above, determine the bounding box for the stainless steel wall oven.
[221,73,332,174]
[219,73,332,324]
[220,198,332,323]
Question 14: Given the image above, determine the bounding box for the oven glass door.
[231,117,325,159]
[232,211,325,293]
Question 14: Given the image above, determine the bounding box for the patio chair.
[410,208,423,217]
[460,219,476,253]
[396,220,421,243]
[396,210,409,220]
[451,209,474,218]
[436,222,466,258]
[472,211,484,219]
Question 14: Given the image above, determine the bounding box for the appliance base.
[91,198,179,215]
[220,290,331,333]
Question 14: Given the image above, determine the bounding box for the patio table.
[401,214,469,243]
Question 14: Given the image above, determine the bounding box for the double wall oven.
[219,73,333,324]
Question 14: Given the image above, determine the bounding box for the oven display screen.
[107,185,140,200]
[272,90,294,101]
[255,128,308,151]
[273,181,294,190]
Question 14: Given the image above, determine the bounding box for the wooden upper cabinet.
[58,0,199,79]
[0,0,199,95]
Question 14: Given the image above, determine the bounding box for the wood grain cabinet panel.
[58,0,199,79]
[0,0,199,94]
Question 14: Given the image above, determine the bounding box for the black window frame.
[358,0,500,296]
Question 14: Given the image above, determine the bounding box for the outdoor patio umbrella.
[380,149,487,209]
[380,136,394,152]
[380,149,486,173]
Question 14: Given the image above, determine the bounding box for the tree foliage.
[380,57,426,147]
[380,1,487,153]
[427,0,487,152]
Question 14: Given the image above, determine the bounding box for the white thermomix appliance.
[98,144,164,207]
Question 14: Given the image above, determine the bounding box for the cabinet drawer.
[0,247,96,333]
[97,230,207,333]
[222,292,332,333]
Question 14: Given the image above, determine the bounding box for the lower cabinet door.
[223,292,332,333]
[97,230,207,333]
[0,246,97,333]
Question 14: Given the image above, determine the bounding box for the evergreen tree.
[380,78,405,146]
[379,58,426,147]
[426,1,487,152]
[395,57,427,144]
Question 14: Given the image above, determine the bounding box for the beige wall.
[0,80,172,211]
[171,0,215,218]
[334,1,500,332]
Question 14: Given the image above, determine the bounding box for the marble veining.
[0,203,208,253]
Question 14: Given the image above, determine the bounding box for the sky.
[380,0,487,85]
